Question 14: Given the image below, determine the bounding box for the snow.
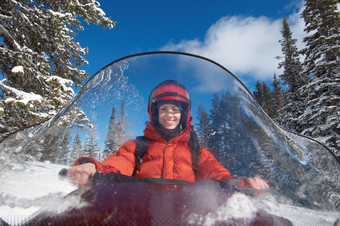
[0,161,77,225]
[11,66,24,74]
[0,82,43,105]
[47,9,72,19]
[95,7,106,17]
[5,92,42,106]
[188,192,258,225]
[46,75,74,95]
[260,197,340,225]
[0,161,338,225]
[188,191,339,225]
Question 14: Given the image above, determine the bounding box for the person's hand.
[243,177,269,190]
[66,163,96,187]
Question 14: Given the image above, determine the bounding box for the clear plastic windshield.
[0,52,339,224]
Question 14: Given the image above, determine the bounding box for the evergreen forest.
[0,0,339,163]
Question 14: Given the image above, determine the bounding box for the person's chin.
[165,126,176,130]
[161,121,178,129]
[162,124,176,130]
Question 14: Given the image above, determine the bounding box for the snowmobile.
[26,170,293,225]
[0,52,339,225]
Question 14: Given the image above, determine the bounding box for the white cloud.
[286,4,306,50]
[162,2,306,81]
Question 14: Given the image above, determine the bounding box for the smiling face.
[158,104,181,130]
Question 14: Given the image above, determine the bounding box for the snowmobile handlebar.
[58,167,320,210]
[58,168,68,177]
[59,168,245,190]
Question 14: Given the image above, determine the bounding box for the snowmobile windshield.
[0,52,339,225]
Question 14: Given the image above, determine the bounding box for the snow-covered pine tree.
[299,0,340,155]
[207,93,223,158]
[275,16,306,133]
[83,128,101,159]
[56,132,72,164]
[28,125,72,162]
[196,103,211,148]
[278,17,306,96]
[114,100,126,152]
[103,105,117,158]
[0,0,115,139]
[219,92,235,156]
[69,134,83,165]
[217,91,258,175]
[27,132,61,162]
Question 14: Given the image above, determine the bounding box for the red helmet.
[148,80,191,127]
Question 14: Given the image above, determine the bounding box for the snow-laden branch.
[0,81,43,105]
[46,75,74,95]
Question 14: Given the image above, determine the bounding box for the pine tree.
[114,100,126,152]
[69,134,83,165]
[83,128,101,159]
[196,103,211,148]
[102,100,127,159]
[301,0,339,80]
[56,132,72,164]
[275,16,306,133]
[207,93,223,158]
[253,81,273,117]
[253,81,263,107]
[0,0,115,139]
[261,82,272,116]
[103,105,117,158]
[30,133,61,162]
[277,16,306,96]
[213,91,259,175]
[219,92,234,157]
[270,73,284,118]
[299,0,340,155]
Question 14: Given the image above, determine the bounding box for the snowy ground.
[0,161,78,225]
[187,191,339,225]
[0,161,338,225]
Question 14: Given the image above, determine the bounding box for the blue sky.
[77,0,306,92]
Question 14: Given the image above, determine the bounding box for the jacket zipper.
[161,141,168,178]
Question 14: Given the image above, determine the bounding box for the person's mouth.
[164,120,176,125]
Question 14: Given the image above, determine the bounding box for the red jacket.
[75,122,234,183]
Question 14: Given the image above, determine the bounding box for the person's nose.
[166,109,175,116]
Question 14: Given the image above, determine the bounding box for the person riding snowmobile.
[66,80,269,189]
